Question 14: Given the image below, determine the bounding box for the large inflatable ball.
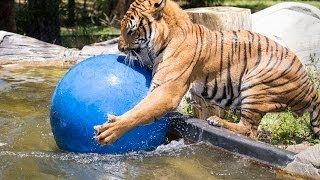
[50,54,170,154]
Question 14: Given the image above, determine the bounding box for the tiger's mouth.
[125,48,144,67]
[124,48,154,69]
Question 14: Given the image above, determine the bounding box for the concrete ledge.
[169,113,296,167]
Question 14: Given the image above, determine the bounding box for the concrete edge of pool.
[168,113,296,168]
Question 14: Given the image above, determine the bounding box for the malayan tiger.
[95,0,320,145]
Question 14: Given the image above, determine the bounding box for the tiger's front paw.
[206,115,224,127]
[94,114,130,145]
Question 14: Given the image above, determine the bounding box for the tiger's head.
[118,0,169,68]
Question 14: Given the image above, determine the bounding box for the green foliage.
[53,0,118,27]
[60,25,119,36]
[183,0,224,8]
[225,109,240,123]
[258,110,314,145]
[60,25,119,48]
[179,96,194,116]
[305,53,320,91]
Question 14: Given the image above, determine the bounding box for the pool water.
[0,65,295,179]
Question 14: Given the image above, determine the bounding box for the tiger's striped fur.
[95,0,320,145]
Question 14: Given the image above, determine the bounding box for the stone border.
[168,113,296,168]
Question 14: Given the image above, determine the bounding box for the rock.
[285,142,314,153]
[0,31,123,65]
[285,144,320,178]
[0,31,80,63]
[252,2,320,69]
[79,38,122,60]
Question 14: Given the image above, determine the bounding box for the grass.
[259,111,320,145]
[60,25,119,36]
[60,26,119,48]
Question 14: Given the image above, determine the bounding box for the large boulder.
[0,31,80,63]
[0,31,122,64]
[79,38,121,58]
[285,144,320,178]
[252,2,320,69]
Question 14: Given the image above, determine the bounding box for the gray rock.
[0,31,80,62]
[285,141,314,153]
[78,38,122,62]
[285,144,320,178]
[0,31,123,64]
[252,2,320,69]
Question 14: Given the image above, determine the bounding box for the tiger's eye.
[155,2,160,8]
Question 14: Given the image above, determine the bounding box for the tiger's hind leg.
[310,99,320,138]
[207,109,264,138]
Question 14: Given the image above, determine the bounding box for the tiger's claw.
[206,116,223,127]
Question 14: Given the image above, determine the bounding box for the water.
[0,64,296,179]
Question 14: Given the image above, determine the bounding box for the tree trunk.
[26,0,61,45]
[186,7,252,31]
[0,0,16,33]
[111,0,135,27]
[67,0,76,26]
[185,7,252,119]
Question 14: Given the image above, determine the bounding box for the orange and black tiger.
[95,0,320,145]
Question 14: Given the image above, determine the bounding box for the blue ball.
[50,54,170,154]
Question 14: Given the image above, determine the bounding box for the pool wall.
[168,113,296,167]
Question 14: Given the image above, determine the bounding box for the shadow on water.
[0,65,297,179]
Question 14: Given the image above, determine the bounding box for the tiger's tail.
[311,93,320,138]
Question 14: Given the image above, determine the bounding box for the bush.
[258,111,318,145]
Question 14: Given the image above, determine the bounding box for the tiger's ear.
[150,0,167,20]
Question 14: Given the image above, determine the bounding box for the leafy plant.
[225,109,240,123]
[305,52,320,91]
[258,110,316,145]
[179,95,194,116]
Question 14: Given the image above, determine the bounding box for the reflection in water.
[0,65,294,179]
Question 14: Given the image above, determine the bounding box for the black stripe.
[285,47,289,58]
[255,35,262,66]
[201,75,209,97]
[214,32,217,56]
[226,53,234,107]
[265,36,269,53]
[233,31,238,54]
[249,31,255,56]
[219,32,224,80]
[208,75,218,100]
[247,34,252,58]
[238,43,247,92]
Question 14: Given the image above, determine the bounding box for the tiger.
[95,0,320,145]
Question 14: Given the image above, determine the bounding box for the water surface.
[0,65,296,179]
